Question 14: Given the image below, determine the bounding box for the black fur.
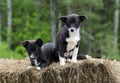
[56,14,87,65]
[56,14,87,56]
[22,38,59,70]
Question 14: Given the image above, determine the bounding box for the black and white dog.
[56,14,87,65]
[22,38,59,70]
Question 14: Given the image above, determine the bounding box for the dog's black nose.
[30,57,35,60]
[70,29,74,32]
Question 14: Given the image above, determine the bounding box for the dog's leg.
[71,47,78,63]
[59,54,65,65]
[59,44,66,65]
[33,59,41,70]
[36,62,41,70]
[71,41,80,63]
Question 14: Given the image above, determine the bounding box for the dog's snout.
[30,54,35,60]
[31,57,35,60]
[70,29,74,32]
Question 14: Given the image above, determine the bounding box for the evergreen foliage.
[0,0,119,60]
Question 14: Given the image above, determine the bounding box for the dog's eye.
[29,47,36,51]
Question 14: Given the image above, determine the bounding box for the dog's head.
[22,38,43,60]
[59,14,87,32]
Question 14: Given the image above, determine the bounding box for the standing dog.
[22,38,59,70]
[56,14,87,65]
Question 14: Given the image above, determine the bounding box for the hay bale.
[0,58,119,83]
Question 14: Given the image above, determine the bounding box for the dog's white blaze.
[30,54,34,59]
[66,28,80,51]
[71,47,78,63]
[68,28,76,32]
[59,55,65,65]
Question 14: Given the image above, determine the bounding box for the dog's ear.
[35,38,43,47]
[21,41,29,48]
[59,16,67,23]
[79,15,87,22]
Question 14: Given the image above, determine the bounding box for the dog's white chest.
[34,59,41,67]
[66,30,80,51]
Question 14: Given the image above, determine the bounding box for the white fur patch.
[65,28,80,63]
[34,59,38,67]
[30,54,34,59]
[71,47,78,63]
[66,28,80,51]
[34,59,41,67]
[33,59,41,70]
[36,67,41,70]
[85,55,92,59]
[59,55,66,65]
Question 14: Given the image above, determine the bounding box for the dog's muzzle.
[30,54,36,60]
[69,28,76,32]
[70,29,74,32]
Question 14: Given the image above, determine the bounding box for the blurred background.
[0,0,120,60]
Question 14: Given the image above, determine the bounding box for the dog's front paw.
[26,66,34,69]
[60,61,66,65]
[36,67,41,70]
[59,56,66,65]
[66,59,72,62]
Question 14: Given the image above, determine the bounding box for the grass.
[102,55,120,61]
[0,43,24,59]
[0,42,120,61]
[0,54,23,59]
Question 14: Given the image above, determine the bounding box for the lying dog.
[56,14,87,65]
[22,38,59,70]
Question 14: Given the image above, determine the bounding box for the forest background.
[0,0,120,60]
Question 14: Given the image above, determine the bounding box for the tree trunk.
[34,0,40,12]
[58,13,62,30]
[66,3,72,14]
[7,0,12,48]
[114,0,119,51]
[50,0,56,43]
[0,0,2,44]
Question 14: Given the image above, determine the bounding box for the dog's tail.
[77,54,92,60]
